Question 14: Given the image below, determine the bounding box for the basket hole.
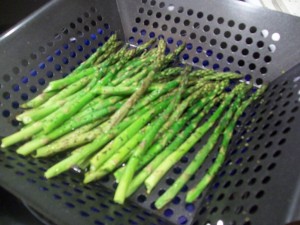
[224,31,231,38]
[272,32,280,41]
[162,24,168,31]
[144,19,150,26]
[164,208,174,217]
[165,14,171,20]
[246,37,253,45]
[220,42,227,49]
[150,0,156,6]
[273,150,281,158]
[239,23,246,30]
[217,17,224,24]
[174,16,180,23]
[222,206,230,214]
[168,4,175,12]
[190,32,196,40]
[178,215,188,224]
[249,205,258,214]
[184,19,190,26]
[187,9,194,15]
[200,35,206,43]
[250,26,257,33]
[197,11,204,19]
[235,206,243,214]
[152,22,158,28]
[261,29,269,38]
[257,41,264,48]
[180,30,187,36]
[256,190,265,199]
[137,194,147,203]
[231,45,238,52]
[228,20,235,27]
[268,44,276,53]
[207,14,214,21]
[159,2,165,8]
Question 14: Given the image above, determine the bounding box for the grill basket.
[0,0,300,225]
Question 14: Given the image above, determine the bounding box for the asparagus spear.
[77,34,117,70]
[155,84,252,209]
[129,79,180,114]
[35,118,107,157]
[113,82,183,204]
[87,95,173,173]
[21,91,57,108]
[3,78,106,147]
[102,40,166,132]
[36,94,168,157]
[44,67,97,92]
[186,85,267,202]
[90,98,172,171]
[16,100,125,156]
[114,82,223,180]
[154,95,243,208]
[188,69,216,78]
[93,41,123,66]
[21,35,118,108]
[203,72,242,81]
[125,94,222,197]
[144,83,246,193]
[84,124,153,183]
[44,99,170,179]
[17,95,76,124]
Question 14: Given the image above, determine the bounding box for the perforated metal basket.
[0,0,300,225]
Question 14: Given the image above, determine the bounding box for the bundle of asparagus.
[1,34,267,209]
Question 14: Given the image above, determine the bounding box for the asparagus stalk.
[89,96,172,172]
[144,83,246,193]
[36,94,168,157]
[3,77,104,147]
[16,100,124,156]
[118,82,223,176]
[203,72,242,81]
[155,84,253,208]
[188,69,216,78]
[129,79,180,114]
[44,99,170,179]
[93,41,123,65]
[159,67,183,77]
[93,83,162,96]
[44,67,97,92]
[125,94,222,197]
[21,35,118,108]
[186,85,267,202]
[84,124,153,183]
[103,40,166,132]
[87,95,173,174]
[35,118,107,157]
[17,95,76,124]
[154,95,243,209]
[1,121,44,147]
[21,91,57,108]
[42,77,99,134]
[77,34,117,70]
[113,83,183,204]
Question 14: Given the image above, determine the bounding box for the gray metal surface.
[0,0,299,225]
[117,0,300,85]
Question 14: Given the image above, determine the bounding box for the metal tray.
[0,0,300,224]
